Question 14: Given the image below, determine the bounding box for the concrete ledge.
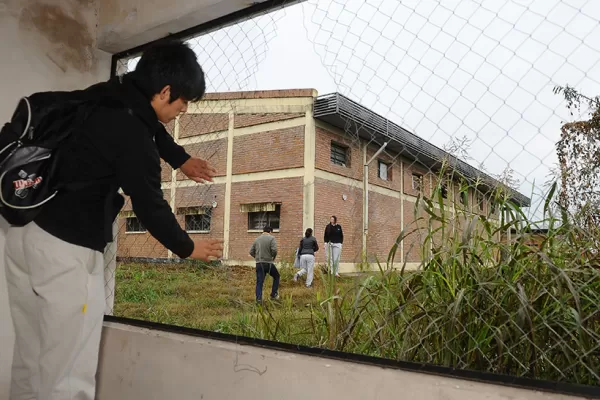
[97,320,590,400]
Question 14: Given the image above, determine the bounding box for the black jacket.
[324,223,343,244]
[34,75,194,258]
[298,236,319,256]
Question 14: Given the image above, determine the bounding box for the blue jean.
[256,262,280,301]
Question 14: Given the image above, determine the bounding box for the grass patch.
[114,263,361,332]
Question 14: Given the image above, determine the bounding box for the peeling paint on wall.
[14,0,98,74]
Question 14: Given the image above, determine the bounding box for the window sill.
[247,229,280,233]
[187,231,211,234]
[331,163,349,168]
[125,231,147,234]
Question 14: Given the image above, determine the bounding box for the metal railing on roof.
[314,93,531,207]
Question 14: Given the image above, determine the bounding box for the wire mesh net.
[105,0,600,386]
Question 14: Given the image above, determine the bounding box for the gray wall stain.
[18,0,97,73]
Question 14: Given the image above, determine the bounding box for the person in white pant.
[4,41,223,400]
[324,216,344,277]
[294,228,319,287]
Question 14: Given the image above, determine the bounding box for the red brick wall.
[175,184,226,242]
[234,113,304,129]
[402,200,429,263]
[117,189,171,259]
[315,127,362,180]
[179,113,229,138]
[228,178,304,262]
[314,177,363,264]
[403,161,431,198]
[366,191,402,264]
[159,122,176,182]
[366,144,402,192]
[232,126,305,174]
[160,160,172,183]
[121,190,171,212]
[177,139,228,180]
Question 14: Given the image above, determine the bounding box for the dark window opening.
[125,217,146,233]
[412,173,422,191]
[248,205,281,230]
[331,142,348,167]
[185,213,212,232]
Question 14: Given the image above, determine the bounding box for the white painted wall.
[98,321,587,400]
[0,1,111,397]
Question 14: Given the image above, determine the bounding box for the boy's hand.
[180,157,217,183]
[189,239,224,261]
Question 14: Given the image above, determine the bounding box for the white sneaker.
[335,273,341,278]
[293,273,298,282]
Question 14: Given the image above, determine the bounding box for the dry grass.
[113,262,360,333]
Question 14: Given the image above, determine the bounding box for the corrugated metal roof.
[313,93,531,207]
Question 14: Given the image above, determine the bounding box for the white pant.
[5,222,105,400]
[296,254,315,287]
[325,243,342,275]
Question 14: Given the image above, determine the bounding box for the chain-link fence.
[105,0,600,387]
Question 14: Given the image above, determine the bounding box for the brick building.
[116,90,530,272]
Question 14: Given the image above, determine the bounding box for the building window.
[411,173,423,191]
[491,199,498,214]
[441,183,448,199]
[378,161,389,180]
[185,214,211,232]
[331,142,348,167]
[125,217,146,233]
[178,207,212,232]
[459,190,468,205]
[241,203,281,231]
[477,191,485,211]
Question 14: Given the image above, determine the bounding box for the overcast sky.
[126,0,600,218]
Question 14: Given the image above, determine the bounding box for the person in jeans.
[324,215,344,277]
[4,40,223,400]
[250,225,279,303]
[294,228,319,287]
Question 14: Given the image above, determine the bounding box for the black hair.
[263,225,273,233]
[131,40,205,103]
[331,215,337,224]
[305,228,313,238]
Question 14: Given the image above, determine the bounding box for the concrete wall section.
[0,0,111,121]
[97,0,303,54]
[0,1,112,397]
[97,321,587,400]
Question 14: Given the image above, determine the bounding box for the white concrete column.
[303,106,316,232]
[222,112,235,260]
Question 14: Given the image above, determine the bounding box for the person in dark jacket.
[3,40,223,400]
[324,215,344,277]
[294,228,319,287]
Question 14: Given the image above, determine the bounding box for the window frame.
[248,204,281,232]
[378,160,389,181]
[125,216,146,233]
[184,213,212,233]
[440,183,448,199]
[330,142,348,167]
[411,173,423,191]
[476,191,485,211]
[459,190,468,205]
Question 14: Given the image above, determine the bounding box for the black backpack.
[0,92,94,226]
